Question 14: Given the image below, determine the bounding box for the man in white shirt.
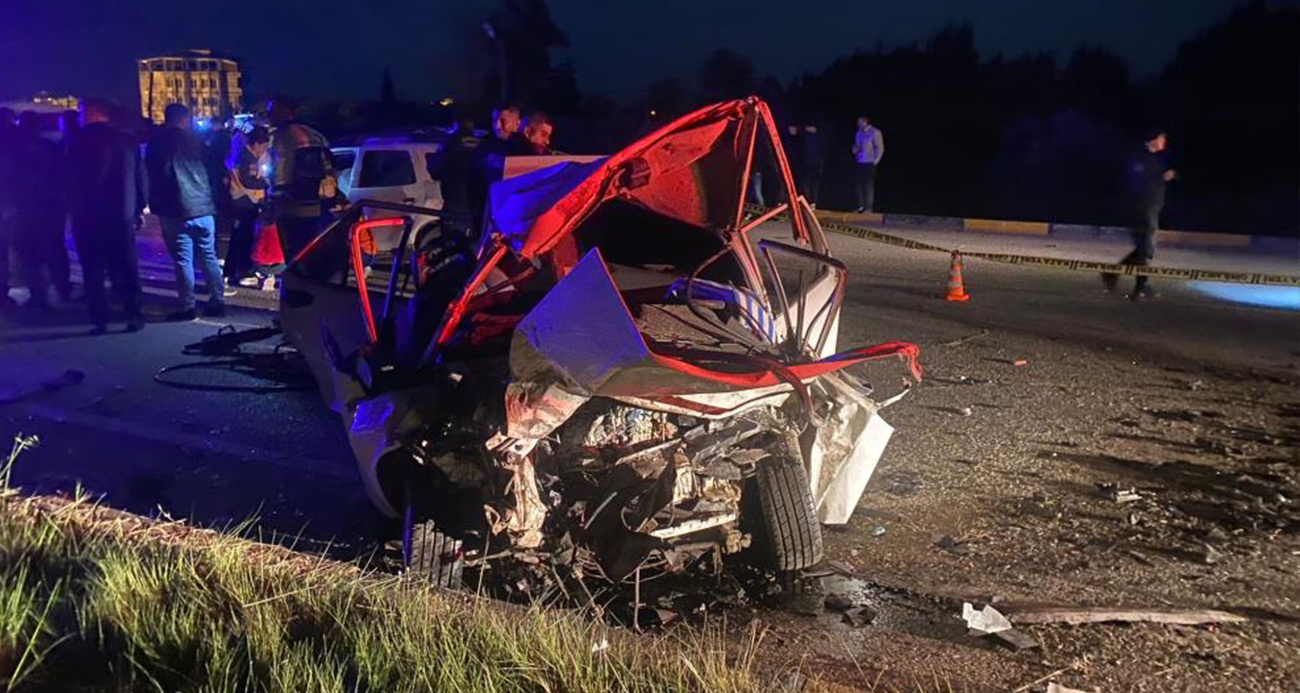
[851,116,884,212]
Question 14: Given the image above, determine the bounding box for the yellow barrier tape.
[747,205,1300,287]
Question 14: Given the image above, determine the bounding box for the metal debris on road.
[962,602,1013,634]
[1007,607,1247,626]
[991,627,1040,651]
[1098,482,1141,503]
[842,606,877,627]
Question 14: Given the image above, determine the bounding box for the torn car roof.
[487,98,804,259]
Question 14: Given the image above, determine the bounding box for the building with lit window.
[138,49,242,123]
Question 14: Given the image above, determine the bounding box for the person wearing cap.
[1104,128,1176,300]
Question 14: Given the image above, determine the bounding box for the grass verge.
[0,474,778,691]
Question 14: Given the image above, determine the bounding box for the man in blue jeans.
[145,103,230,320]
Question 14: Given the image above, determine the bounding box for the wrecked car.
[280,97,921,587]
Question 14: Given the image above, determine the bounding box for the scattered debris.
[959,406,974,417]
[933,534,970,556]
[962,602,1013,634]
[1187,379,1206,391]
[1008,607,1247,626]
[1014,358,1029,367]
[1198,543,1225,565]
[1010,666,1083,693]
[1021,493,1061,519]
[842,606,877,627]
[871,525,886,538]
[937,329,989,347]
[824,591,859,612]
[1045,683,1090,693]
[1098,482,1141,503]
[991,627,1040,651]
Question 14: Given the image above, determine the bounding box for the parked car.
[281,98,921,588]
[331,137,445,251]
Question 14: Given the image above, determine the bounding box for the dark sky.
[0,0,1288,106]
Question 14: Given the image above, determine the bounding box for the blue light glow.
[1187,281,1300,310]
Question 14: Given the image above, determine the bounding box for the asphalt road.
[1,221,1295,550]
[2,220,1299,689]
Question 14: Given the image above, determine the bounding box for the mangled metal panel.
[805,372,895,524]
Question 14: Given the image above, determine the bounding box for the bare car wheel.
[754,454,824,571]
[402,484,464,588]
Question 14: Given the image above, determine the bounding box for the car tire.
[402,484,464,588]
[754,453,824,571]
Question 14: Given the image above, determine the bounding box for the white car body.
[331,139,445,251]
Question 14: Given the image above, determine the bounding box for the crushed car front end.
[280,97,921,587]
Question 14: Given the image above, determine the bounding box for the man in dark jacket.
[427,118,482,244]
[146,103,226,320]
[13,112,72,311]
[1103,129,1176,300]
[66,99,146,332]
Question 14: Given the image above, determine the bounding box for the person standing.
[801,123,826,208]
[146,103,227,321]
[65,99,146,333]
[13,112,72,311]
[1104,129,1176,301]
[266,96,335,263]
[225,126,271,285]
[427,117,483,247]
[851,116,884,213]
[471,104,526,233]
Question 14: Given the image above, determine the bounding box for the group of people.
[0,102,145,330]
[750,114,885,213]
[429,105,557,241]
[0,95,341,332]
[1,95,1176,328]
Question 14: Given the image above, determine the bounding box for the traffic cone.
[945,251,970,302]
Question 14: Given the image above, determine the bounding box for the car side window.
[424,152,439,179]
[358,150,415,188]
[331,150,356,174]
